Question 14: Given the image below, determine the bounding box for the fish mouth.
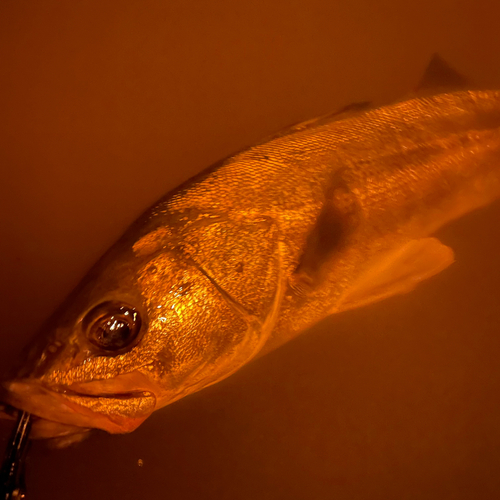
[0,401,90,443]
[1,374,158,437]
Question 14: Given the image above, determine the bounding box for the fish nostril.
[23,342,67,379]
[47,342,62,354]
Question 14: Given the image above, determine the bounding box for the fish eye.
[83,302,142,352]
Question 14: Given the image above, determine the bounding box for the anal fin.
[334,238,455,313]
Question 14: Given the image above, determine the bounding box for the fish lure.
[1,411,31,499]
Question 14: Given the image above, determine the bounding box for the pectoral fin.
[334,238,454,313]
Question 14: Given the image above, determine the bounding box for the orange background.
[1,1,500,498]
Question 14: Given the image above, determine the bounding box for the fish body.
[2,61,500,442]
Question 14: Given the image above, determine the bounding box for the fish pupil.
[96,316,132,349]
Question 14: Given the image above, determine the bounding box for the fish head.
[1,214,283,439]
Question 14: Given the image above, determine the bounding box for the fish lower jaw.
[1,379,156,436]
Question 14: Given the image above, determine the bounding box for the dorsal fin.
[416,54,470,92]
[264,101,372,143]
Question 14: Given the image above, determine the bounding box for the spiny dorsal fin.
[265,101,372,142]
[416,54,470,92]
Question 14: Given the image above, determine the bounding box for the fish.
[1,55,500,445]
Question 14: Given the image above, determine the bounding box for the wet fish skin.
[2,74,500,439]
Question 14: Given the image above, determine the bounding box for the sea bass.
[2,58,500,443]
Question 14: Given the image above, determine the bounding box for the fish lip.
[1,401,90,441]
[2,378,157,435]
[50,385,152,401]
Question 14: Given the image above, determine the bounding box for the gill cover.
[129,213,285,405]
